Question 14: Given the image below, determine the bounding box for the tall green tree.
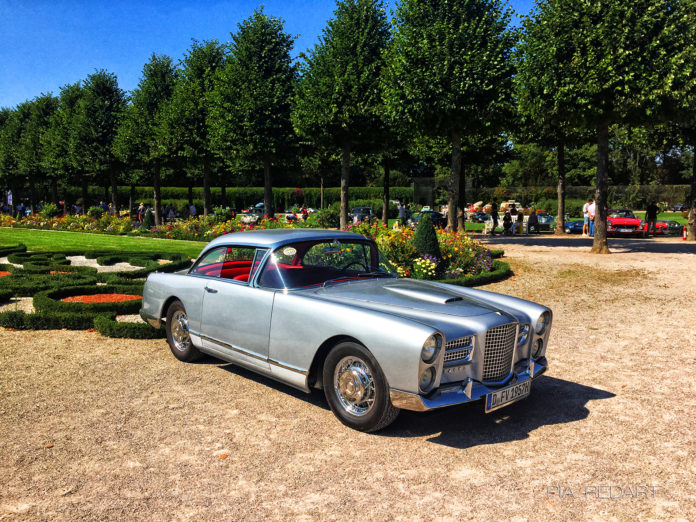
[16,95,59,209]
[294,0,390,228]
[0,107,23,205]
[520,0,688,253]
[385,0,516,231]
[73,70,127,211]
[115,54,177,225]
[42,82,84,207]
[209,8,296,217]
[161,40,227,217]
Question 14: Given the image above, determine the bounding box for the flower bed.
[33,285,144,314]
[61,294,141,303]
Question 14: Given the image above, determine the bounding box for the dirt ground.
[1,235,695,520]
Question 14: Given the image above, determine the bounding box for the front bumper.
[389,357,547,412]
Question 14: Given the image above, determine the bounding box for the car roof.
[204,229,369,249]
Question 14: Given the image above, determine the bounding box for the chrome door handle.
[205,286,218,293]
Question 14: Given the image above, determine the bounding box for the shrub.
[33,284,144,315]
[212,206,233,223]
[413,213,442,260]
[39,203,60,218]
[0,310,98,330]
[435,259,512,287]
[94,314,166,339]
[0,243,26,256]
[142,208,155,228]
[87,205,105,218]
[314,208,339,228]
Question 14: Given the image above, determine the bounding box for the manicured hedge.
[435,260,512,287]
[489,249,504,259]
[94,313,165,339]
[0,310,97,330]
[33,284,144,315]
[0,289,12,303]
[0,243,27,256]
[0,272,99,297]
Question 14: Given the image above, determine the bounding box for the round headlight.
[421,334,442,363]
[418,367,435,392]
[535,311,550,335]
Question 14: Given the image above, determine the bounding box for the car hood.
[608,217,640,224]
[296,278,520,331]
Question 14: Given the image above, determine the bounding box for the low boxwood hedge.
[435,260,512,287]
[94,313,165,339]
[0,272,99,297]
[0,310,97,330]
[0,289,13,303]
[33,284,144,315]
[0,243,27,256]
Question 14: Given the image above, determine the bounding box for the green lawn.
[633,211,688,224]
[0,228,207,257]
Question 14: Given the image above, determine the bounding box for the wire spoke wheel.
[333,356,376,416]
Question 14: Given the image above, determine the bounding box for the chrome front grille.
[444,336,473,363]
[482,323,517,382]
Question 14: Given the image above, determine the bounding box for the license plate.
[618,228,632,233]
[485,380,531,413]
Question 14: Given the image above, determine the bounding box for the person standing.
[646,202,659,235]
[588,199,596,237]
[137,202,146,225]
[490,198,499,235]
[582,198,592,237]
[398,201,407,226]
[189,203,197,218]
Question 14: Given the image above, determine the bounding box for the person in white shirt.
[588,200,596,237]
[582,198,591,236]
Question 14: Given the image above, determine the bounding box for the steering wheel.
[341,261,368,271]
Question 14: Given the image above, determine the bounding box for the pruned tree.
[294,0,390,228]
[161,40,227,217]
[209,8,296,218]
[73,70,127,211]
[115,54,177,225]
[384,0,516,231]
[519,0,689,253]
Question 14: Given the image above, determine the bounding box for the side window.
[219,246,263,283]
[191,246,228,278]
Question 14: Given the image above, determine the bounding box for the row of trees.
[1,0,695,248]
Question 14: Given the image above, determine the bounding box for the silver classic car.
[140,229,552,432]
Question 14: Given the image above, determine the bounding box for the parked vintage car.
[535,212,554,231]
[607,209,645,237]
[564,220,584,234]
[408,210,447,228]
[140,230,552,432]
[350,206,375,223]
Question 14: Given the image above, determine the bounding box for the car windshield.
[258,239,395,289]
[609,210,636,218]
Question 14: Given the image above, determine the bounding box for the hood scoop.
[384,283,464,305]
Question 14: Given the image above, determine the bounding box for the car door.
[199,246,272,370]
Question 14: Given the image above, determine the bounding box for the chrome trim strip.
[190,329,308,375]
[268,358,309,376]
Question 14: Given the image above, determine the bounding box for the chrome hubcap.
[334,356,375,416]
[171,310,190,351]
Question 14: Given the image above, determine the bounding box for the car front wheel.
[165,300,201,362]
[323,342,399,432]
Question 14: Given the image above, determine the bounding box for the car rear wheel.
[165,300,201,362]
[322,342,399,432]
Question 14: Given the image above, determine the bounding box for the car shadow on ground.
[199,356,330,410]
[479,234,696,254]
[379,376,615,449]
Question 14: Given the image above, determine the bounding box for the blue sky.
[0,0,535,108]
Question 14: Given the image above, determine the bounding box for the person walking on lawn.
[646,202,659,235]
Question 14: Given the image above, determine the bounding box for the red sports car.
[606,209,645,237]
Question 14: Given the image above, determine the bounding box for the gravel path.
[1,236,694,520]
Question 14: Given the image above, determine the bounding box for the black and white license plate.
[485,380,531,413]
[618,228,633,233]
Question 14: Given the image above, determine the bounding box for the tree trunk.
[320,177,324,209]
[688,141,696,241]
[457,164,466,231]
[591,123,611,254]
[50,179,58,205]
[340,142,351,229]
[153,164,162,226]
[555,143,566,234]
[129,184,135,220]
[447,132,462,231]
[188,180,194,206]
[203,156,212,218]
[81,178,88,214]
[263,157,273,218]
[382,159,390,225]
[110,167,118,214]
